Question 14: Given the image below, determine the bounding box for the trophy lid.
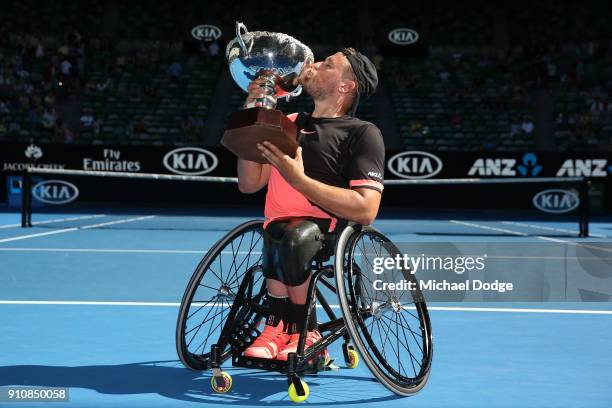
[226,22,314,98]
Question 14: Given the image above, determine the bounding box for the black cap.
[341,48,378,116]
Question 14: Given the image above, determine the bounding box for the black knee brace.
[262,218,329,286]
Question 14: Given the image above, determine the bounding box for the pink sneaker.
[276,330,328,362]
[243,321,290,359]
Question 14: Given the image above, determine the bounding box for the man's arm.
[237,159,270,193]
[236,78,273,194]
[257,141,382,225]
[295,177,381,225]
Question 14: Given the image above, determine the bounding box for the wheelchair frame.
[176,219,433,401]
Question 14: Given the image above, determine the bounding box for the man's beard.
[303,80,329,101]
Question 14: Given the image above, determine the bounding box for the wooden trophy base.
[221,107,298,164]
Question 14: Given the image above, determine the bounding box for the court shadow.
[0,360,400,405]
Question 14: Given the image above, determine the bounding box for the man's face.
[299,52,349,100]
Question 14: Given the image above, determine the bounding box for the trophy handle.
[286,85,302,101]
[235,22,252,56]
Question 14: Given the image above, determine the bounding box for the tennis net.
[18,167,590,236]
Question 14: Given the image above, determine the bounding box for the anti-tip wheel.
[210,372,233,393]
[346,348,359,369]
[288,379,309,403]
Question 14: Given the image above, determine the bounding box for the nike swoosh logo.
[300,129,316,134]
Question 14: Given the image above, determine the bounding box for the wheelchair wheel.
[176,220,266,370]
[335,225,433,396]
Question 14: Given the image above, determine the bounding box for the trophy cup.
[222,22,314,164]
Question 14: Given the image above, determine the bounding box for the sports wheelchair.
[176,220,433,403]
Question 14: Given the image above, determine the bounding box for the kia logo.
[387,151,443,179]
[191,24,222,42]
[388,28,419,45]
[163,147,218,175]
[533,189,579,214]
[32,180,79,204]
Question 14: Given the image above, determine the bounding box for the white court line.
[501,220,607,239]
[0,215,157,243]
[0,247,205,254]
[79,215,156,229]
[0,247,263,255]
[449,219,612,255]
[0,214,107,229]
[2,247,612,260]
[537,235,612,254]
[0,300,611,315]
[449,220,528,236]
[0,228,80,243]
[428,306,612,315]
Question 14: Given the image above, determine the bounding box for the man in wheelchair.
[236,47,385,361]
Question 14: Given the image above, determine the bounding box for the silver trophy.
[222,22,314,163]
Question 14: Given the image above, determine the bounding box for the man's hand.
[245,78,267,108]
[257,141,306,188]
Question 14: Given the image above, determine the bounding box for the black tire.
[176,220,266,370]
[335,225,433,396]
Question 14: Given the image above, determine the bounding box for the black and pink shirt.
[264,113,385,231]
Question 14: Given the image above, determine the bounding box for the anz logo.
[468,153,542,177]
[556,159,609,177]
[533,189,579,214]
[32,180,79,204]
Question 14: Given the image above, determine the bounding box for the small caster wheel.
[288,379,309,403]
[346,348,359,368]
[210,371,232,393]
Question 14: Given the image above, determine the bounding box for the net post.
[21,170,32,228]
[578,178,589,238]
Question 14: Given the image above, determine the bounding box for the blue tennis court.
[1,209,611,408]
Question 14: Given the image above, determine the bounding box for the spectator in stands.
[521,118,534,134]
[439,69,450,82]
[555,113,567,131]
[80,110,95,127]
[54,117,74,143]
[0,99,9,115]
[41,107,57,129]
[35,42,44,59]
[142,84,159,103]
[193,116,205,141]
[92,115,101,136]
[27,106,40,125]
[17,92,29,112]
[7,120,20,138]
[510,121,521,136]
[575,60,585,82]
[115,55,127,70]
[96,77,113,92]
[207,41,220,58]
[168,60,182,82]
[44,93,55,107]
[547,60,557,80]
[182,116,195,140]
[449,112,461,128]
[0,117,7,140]
[15,66,29,80]
[133,118,148,135]
[410,121,424,137]
[591,97,604,115]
